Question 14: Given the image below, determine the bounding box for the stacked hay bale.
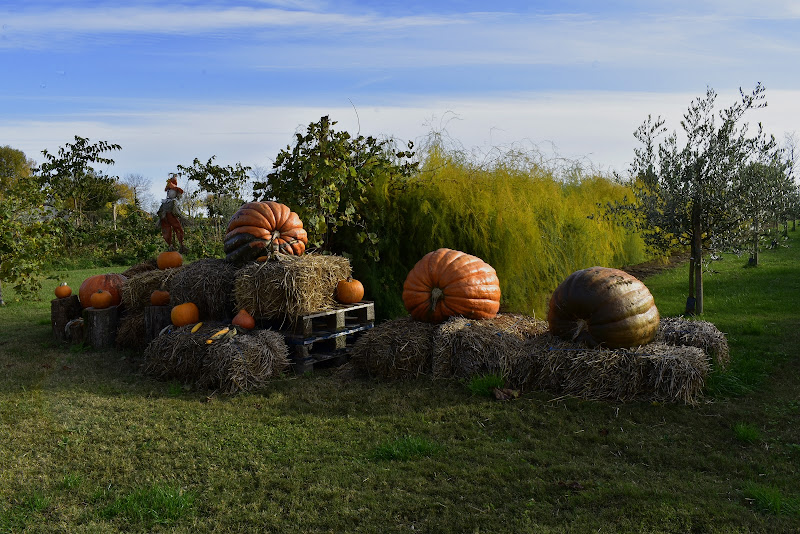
[116,267,184,349]
[143,321,290,394]
[234,254,351,319]
[169,258,238,320]
[349,317,436,380]
[656,316,729,369]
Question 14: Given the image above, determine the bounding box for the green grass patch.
[732,422,762,443]
[744,482,800,516]
[465,374,505,397]
[100,484,196,528]
[371,435,443,461]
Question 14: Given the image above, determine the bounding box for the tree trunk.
[686,205,703,315]
[0,280,5,306]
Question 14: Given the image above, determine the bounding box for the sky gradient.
[3,1,799,206]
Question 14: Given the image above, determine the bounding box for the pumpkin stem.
[430,287,444,311]
[570,318,589,342]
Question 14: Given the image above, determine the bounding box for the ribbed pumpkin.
[402,248,501,323]
[223,201,308,264]
[90,289,113,309]
[54,282,72,299]
[336,277,364,304]
[78,273,127,309]
[547,266,660,348]
[157,251,183,269]
[171,302,200,327]
[150,290,171,306]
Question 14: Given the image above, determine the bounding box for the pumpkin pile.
[224,201,308,264]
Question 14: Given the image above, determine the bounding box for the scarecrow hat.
[165,173,184,195]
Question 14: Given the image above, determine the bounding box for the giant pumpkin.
[402,248,501,323]
[547,266,659,348]
[223,201,308,264]
[78,273,127,309]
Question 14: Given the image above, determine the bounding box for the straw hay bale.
[349,316,436,380]
[122,268,184,312]
[116,311,147,349]
[143,322,289,393]
[432,314,549,379]
[234,254,351,318]
[509,334,710,404]
[169,259,238,320]
[121,259,158,278]
[656,316,729,369]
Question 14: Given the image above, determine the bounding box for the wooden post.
[144,305,172,344]
[51,295,83,343]
[84,305,120,349]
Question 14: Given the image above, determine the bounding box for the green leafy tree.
[38,136,122,228]
[255,115,418,258]
[611,84,774,314]
[176,156,251,234]
[0,146,61,301]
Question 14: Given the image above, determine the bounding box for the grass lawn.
[1,238,799,533]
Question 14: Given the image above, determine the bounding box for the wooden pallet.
[275,302,375,373]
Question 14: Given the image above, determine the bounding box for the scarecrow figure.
[157,174,186,252]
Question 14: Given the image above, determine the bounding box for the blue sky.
[3,1,799,207]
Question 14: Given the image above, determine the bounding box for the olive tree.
[612,84,774,314]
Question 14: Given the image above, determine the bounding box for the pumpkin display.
[336,277,364,304]
[150,290,171,306]
[223,201,308,264]
[171,302,200,327]
[232,309,256,330]
[78,273,127,309]
[157,251,183,269]
[402,248,501,323]
[90,289,113,309]
[547,266,660,349]
[54,282,72,299]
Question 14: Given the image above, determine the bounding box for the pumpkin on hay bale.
[143,322,290,394]
[224,201,308,264]
[169,258,238,320]
[656,316,729,369]
[349,316,436,380]
[234,253,351,319]
[432,314,549,379]
[508,333,710,404]
[121,267,184,313]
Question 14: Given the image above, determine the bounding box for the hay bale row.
[122,268,184,312]
[349,316,436,380]
[169,259,238,320]
[143,322,290,394]
[656,316,729,369]
[432,314,549,379]
[507,334,710,404]
[234,254,351,318]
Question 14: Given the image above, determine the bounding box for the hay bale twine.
[234,253,351,318]
[122,268,184,313]
[349,316,435,380]
[169,259,237,320]
[656,316,729,369]
[432,314,549,379]
[509,334,710,404]
[143,322,290,393]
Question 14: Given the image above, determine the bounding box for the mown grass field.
[1,235,799,533]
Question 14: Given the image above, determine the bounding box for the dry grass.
[169,259,238,320]
[143,322,289,393]
[509,334,710,404]
[656,316,730,369]
[349,316,436,380]
[432,314,549,379]
[121,268,184,313]
[234,254,351,318]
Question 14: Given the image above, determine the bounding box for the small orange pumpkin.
[336,277,364,304]
[232,309,256,330]
[157,251,183,269]
[55,282,72,299]
[150,290,171,306]
[90,289,114,309]
[171,302,200,327]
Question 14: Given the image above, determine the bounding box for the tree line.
[2,84,799,314]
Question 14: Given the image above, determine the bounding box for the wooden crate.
[275,302,374,373]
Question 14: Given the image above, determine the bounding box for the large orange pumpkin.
[171,302,200,327]
[78,273,127,309]
[547,266,659,348]
[402,248,501,323]
[223,201,308,264]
